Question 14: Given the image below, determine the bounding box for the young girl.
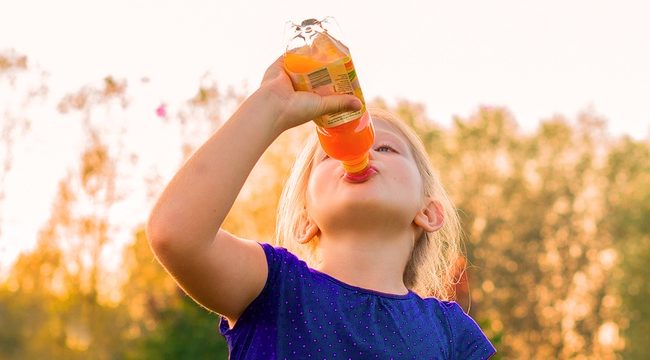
[147,56,496,359]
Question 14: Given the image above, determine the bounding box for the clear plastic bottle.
[284,18,374,178]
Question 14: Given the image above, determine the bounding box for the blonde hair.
[275,109,463,300]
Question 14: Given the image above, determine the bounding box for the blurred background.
[1,0,649,359]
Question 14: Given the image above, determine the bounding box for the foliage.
[606,137,650,359]
[126,293,228,359]
[122,229,228,359]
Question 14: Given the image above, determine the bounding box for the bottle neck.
[342,154,369,174]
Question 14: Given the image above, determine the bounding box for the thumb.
[314,95,362,118]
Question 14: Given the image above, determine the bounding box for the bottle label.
[287,56,366,128]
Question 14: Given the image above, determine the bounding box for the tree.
[440,107,626,358]
[4,176,130,359]
[605,136,650,359]
[0,75,137,359]
[121,228,228,359]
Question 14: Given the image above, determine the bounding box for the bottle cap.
[301,19,319,27]
[285,17,344,52]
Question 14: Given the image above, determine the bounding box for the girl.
[147,56,496,359]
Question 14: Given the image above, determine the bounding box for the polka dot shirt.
[219,243,496,359]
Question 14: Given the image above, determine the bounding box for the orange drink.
[284,18,374,175]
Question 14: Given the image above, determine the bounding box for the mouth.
[343,166,378,183]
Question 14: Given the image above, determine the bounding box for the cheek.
[305,165,328,206]
[395,166,425,202]
[304,168,333,225]
[308,160,339,189]
[305,175,318,208]
[392,162,422,186]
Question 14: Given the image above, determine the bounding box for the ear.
[296,214,321,244]
[414,198,445,232]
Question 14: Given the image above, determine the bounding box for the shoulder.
[255,242,309,285]
[258,242,304,268]
[423,299,496,359]
[420,297,468,321]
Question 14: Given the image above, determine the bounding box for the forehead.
[373,119,405,140]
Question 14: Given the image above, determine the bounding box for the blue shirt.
[219,243,496,359]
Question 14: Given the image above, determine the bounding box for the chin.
[318,200,412,228]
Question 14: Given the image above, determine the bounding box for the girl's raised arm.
[145,57,360,323]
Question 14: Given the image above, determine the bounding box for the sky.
[1,0,649,272]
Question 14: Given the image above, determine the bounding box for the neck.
[314,227,415,295]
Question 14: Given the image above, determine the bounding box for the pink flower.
[156,104,167,118]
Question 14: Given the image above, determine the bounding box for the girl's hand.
[258,56,362,133]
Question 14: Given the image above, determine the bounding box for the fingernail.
[350,99,362,111]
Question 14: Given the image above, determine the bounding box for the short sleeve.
[444,301,496,359]
[255,242,284,298]
[219,242,286,335]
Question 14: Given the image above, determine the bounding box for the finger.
[262,55,286,81]
[315,95,362,117]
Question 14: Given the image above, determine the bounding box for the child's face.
[306,119,426,231]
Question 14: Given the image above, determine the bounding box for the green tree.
[605,136,650,359]
[440,108,626,358]
[121,228,228,359]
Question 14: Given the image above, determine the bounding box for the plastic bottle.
[284,18,375,179]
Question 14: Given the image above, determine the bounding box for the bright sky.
[1,0,649,272]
